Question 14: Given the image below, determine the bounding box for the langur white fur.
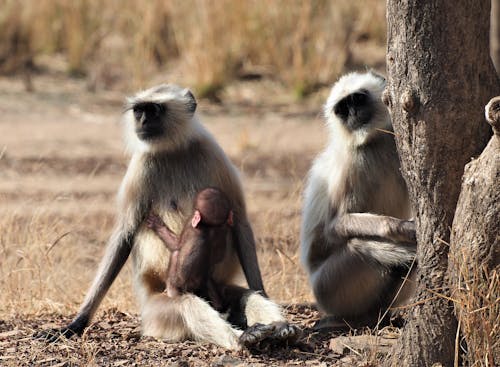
[301,72,416,327]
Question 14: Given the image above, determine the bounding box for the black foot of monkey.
[239,321,301,348]
[33,317,86,343]
[34,327,78,343]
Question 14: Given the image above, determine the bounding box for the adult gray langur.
[36,84,298,349]
[300,71,417,328]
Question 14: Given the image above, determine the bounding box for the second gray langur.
[36,84,297,349]
[300,71,417,328]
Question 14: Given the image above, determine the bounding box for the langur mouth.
[136,129,163,140]
[346,118,372,131]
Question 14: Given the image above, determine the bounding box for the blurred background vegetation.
[0,0,386,99]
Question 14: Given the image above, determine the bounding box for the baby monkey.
[146,187,234,311]
[148,187,301,338]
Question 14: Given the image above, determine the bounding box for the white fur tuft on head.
[324,71,386,118]
[323,71,390,146]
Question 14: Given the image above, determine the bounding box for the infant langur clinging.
[300,71,417,328]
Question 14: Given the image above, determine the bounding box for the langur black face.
[133,102,166,141]
[125,84,199,150]
[333,89,375,130]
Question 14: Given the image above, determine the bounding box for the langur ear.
[183,89,197,114]
[227,211,234,226]
[192,210,202,228]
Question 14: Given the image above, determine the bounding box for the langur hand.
[145,212,166,230]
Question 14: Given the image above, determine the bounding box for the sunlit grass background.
[0,0,386,97]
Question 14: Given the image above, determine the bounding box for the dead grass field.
[0,72,400,366]
[0,0,386,98]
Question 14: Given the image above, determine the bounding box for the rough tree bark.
[492,0,500,75]
[385,1,499,366]
[449,97,500,367]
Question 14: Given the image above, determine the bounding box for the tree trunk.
[449,97,500,367]
[385,1,499,366]
[492,0,500,75]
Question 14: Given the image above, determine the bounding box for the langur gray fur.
[36,84,296,349]
[300,71,417,328]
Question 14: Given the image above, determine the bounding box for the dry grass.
[0,209,135,318]
[0,0,385,96]
[451,250,499,367]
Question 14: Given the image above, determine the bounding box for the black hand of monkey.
[396,219,416,244]
[239,321,301,348]
[33,326,79,343]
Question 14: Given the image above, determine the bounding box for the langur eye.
[133,108,144,121]
[350,92,368,106]
[132,103,165,121]
[143,103,164,117]
[152,103,165,116]
[334,101,349,117]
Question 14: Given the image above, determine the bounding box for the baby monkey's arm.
[146,213,180,251]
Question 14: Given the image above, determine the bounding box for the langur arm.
[232,218,266,296]
[327,213,416,245]
[146,212,179,251]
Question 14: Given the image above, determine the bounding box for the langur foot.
[312,316,351,331]
[239,321,301,348]
[34,318,86,343]
[33,327,78,343]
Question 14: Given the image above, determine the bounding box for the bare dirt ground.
[0,73,395,366]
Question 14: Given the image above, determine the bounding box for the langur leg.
[217,285,301,346]
[311,242,415,329]
[142,293,242,350]
[166,250,180,297]
[311,247,391,327]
